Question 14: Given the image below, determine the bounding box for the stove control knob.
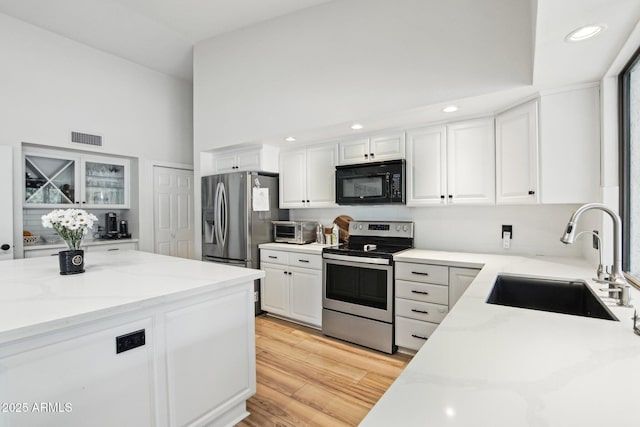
[403,225,408,232]
[396,225,401,231]
[358,224,363,230]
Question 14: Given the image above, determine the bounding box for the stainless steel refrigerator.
[202,171,288,314]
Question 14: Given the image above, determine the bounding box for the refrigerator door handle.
[220,182,228,247]
[214,182,223,247]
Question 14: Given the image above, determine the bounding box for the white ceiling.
[1,0,639,144]
[0,0,334,80]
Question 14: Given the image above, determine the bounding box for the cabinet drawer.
[395,316,438,351]
[396,280,448,305]
[88,242,138,252]
[396,299,448,323]
[24,248,61,258]
[395,263,448,285]
[289,253,322,270]
[260,249,289,266]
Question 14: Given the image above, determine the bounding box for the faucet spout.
[560,203,630,306]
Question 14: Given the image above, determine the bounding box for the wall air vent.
[71,131,102,147]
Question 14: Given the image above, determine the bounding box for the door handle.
[214,183,222,246]
[220,183,228,247]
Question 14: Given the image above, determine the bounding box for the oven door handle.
[322,253,390,265]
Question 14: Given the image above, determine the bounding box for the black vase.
[59,250,85,275]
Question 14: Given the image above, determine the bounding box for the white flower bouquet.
[41,209,98,250]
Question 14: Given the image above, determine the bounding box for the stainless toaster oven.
[272,221,317,244]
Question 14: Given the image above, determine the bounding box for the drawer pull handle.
[411,309,429,314]
[411,271,429,276]
[411,290,429,295]
[298,259,310,263]
[107,248,119,251]
[411,334,429,340]
[268,255,278,259]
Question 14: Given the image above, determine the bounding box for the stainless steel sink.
[487,275,618,321]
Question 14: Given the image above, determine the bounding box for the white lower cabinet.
[0,319,155,426]
[0,284,254,427]
[449,267,481,309]
[395,262,479,352]
[260,249,322,328]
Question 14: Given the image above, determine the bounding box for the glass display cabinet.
[24,149,130,209]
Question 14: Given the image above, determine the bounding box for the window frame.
[619,44,640,275]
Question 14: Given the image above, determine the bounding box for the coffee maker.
[105,212,118,236]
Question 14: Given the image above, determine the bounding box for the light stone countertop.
[0,250,263,344]
[258,242,337,255]
[361,249,640,427]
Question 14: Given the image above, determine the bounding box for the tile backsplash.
[23,209,127,244]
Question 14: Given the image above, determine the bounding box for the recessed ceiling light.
[284,136,296,142]
[565,24,606,42]
[442,105,458,113]
[351,123,363,130]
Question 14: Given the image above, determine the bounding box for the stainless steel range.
[322,220,414,354]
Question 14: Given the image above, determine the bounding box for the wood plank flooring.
[236,315,412,427]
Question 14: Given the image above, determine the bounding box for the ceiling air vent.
[71,131,102,147]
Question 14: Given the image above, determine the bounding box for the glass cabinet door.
[24,155,77,205]
[83,160,127,207]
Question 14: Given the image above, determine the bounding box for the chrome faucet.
[560,203,632,307]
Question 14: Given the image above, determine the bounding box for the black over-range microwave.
[335,159,405,205]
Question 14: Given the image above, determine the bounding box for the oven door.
[322,257,393,323]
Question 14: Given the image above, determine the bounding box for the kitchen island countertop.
[361,249,640,427]
[0,250,263,344]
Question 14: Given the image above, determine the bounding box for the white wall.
[0,12,193,256]
[193,0,532,151]
[290,204,588,257]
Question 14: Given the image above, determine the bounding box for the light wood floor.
[236,315,412,427]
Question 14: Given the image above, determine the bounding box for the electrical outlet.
[593,230,599,250]
[254,291,259,303]
[502,225,513,250]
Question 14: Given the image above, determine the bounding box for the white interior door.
[0,145,14,260]
[153,166,195,259]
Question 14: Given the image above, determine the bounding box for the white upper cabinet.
[539,85,600,204]
[279,143,337,209]
[337,133,405,165]
[495,100,539,204]
[279,150,307,208]
[407,119,495,206]
[305,144,337,206]
[24,148,130,209]
[205,145,279,175]
[338,138,370,164]
[446,118,496,204]
[406,125,448,206]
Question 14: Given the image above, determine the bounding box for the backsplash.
[23,209,128,244]
[290,204,591,258]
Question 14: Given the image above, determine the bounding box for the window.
[620,46,640,277]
